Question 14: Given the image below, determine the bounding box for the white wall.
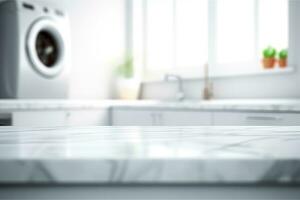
[66,0,125,99]
[141,0,300,100]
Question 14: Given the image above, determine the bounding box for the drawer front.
[13,111,66,127]
[162,111,212,126]
[213,112,300,126]
[66,110,109,126]
[112,109,153,126]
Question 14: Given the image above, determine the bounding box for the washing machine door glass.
[36,31,59,67]
[27,18,67,78]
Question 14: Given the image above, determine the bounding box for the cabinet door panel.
[112,109,213,126]
[112,109,153,126]
[66,110,109,126]
[162,111,212,125]
[213,112,300,126]
[13,111,66,127]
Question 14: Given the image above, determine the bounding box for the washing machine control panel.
[21,2,65,18]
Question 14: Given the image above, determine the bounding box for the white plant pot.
[116,78,141,100]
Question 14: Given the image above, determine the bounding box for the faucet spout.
[164,74,185,101]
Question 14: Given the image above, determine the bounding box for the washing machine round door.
[27,18,66,78]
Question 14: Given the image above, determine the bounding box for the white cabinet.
[13,109,110,127]
[111,108,212,126]
[112,109,154,125]
[112,108,300,126]
[13,111,67,127]
[213,112,300,126]
[66,110,109,126]
[161,111,212,125]
[13,107,300,127]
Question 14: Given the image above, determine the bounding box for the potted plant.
[262,46,276,69]
[278,49,288,68]
[115,55,140,100]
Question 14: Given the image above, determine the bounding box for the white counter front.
[0,126,299,184]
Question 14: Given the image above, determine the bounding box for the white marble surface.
[0,126,299,184]
[1,99,300,112]
[112,99,300,112]
[0,100,111,111]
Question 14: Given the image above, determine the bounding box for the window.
[146,0,174,71]
[258,0,288,53]
[216,0,256,64]
[131,0,289,80]
[176,0,208,69]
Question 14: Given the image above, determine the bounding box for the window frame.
[128,0,292,82]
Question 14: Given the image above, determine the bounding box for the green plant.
[116,55,134,79]
[279,49,288,59]
[263,46,276,58]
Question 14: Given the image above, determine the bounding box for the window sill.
[211,66,295,79]
[142,66,295,83]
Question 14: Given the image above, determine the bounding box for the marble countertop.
[112,99,300,112]
[0,100,112,111]
[0,126,300,184]
[1,99,300,112]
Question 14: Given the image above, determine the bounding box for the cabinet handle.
[151,113,163,125]
[245,116,282,121]
[66,112,71,117]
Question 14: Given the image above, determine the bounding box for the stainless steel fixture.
[203,64,213,100]
[164,74,185,101]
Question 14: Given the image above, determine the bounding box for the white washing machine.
[0,0,70,99]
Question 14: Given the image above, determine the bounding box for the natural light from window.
[147,0,173,70]
[259,0,288,53]
[216,0,255,64]
[131,0,289,80]
[176,0,208,68]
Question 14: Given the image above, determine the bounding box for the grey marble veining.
[1,99,300,112]
[112,99,300,112]
[0,126,299,184]
[0,100,112,111]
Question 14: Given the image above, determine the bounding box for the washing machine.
[0,0,70,99]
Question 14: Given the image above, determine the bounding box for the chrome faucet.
[164,74,185,101]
